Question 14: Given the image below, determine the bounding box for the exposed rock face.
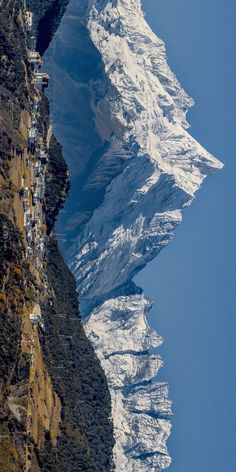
[44,0,223,470]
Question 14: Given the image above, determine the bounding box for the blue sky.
[135,1,236,471]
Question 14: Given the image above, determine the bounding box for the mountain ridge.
[43,0,223,470]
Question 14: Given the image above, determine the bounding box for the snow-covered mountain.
[44,0,223,470]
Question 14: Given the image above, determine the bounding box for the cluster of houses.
[23,4,52,339]
[25,10,33,32]
[24,8,50,91]
[21,6,51,264]
[30,302,43,328]
[23,94,48,263]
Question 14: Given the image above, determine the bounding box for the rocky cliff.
[43,1,223,471]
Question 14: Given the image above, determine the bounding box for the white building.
[30,303,41,326]
[28,127,37,152]
[25,11,33,32]
[24,209,31,226]
[39,151,48,165]
[34,73,49,91]
[32,207,40,221]
[29,51,42,69]
[23,198,28,211]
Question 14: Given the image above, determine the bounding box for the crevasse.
[44,0,223,470]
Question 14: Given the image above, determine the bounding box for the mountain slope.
[43,0,223,470]
[0,1,114,470]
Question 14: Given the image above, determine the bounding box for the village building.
[32,193,37,205]
[34,73,49,91]
[23,198,28,212]
[39,151,48,165]
[28,127,37,153]
[34,162,41,177]
[35,176,41,187]
[25,11,33,32]
[24,187,29,198]
[26,230,32,245]
[24,209,31,227]
[28,35,36,51]
[31,116,37,127]
[29,127,37,139]
[32,206,40,221]
[30,163,36,182]
[29,51,42,69]
[38,182,45,200]
[32,94,39,108]
[27,247,32,257]
[30,303,41,326]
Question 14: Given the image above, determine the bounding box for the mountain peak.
[44,0,223,469]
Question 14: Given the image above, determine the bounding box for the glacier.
[44,0,223,470]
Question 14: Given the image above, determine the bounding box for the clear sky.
[135,1,236,471]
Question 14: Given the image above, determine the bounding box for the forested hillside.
[0,1,114,470]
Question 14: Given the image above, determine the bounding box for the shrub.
[0,293,7,302]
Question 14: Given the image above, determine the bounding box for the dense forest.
[37,235,114,471]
